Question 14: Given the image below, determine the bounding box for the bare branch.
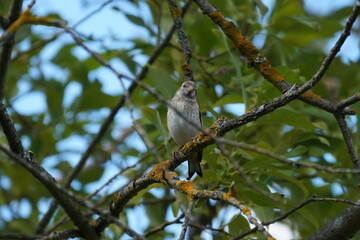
[144,214,184,237]
[307,199,360,239]
[219,139,360,174]
[38,229,82,240]
[167,0,194,82]
[179,201,196,240]
[336,92,360,109]
[299,0,360,92]
[0,104,24,154]
[217,144,283,203]
[234,196,360,239]
[334,113,360,185]
[0,145,99,240]
[0,233,41,240]
[168,178,274,239]
[0,0,24,100]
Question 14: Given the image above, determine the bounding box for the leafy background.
[0,0,359,239]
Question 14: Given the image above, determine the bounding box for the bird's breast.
[167,99,201,145]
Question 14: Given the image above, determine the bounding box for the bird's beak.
[185,86,195,95]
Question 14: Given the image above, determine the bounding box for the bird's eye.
[183,84,187,88]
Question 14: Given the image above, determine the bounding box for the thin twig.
[336,92,360,109]
[217,144,282,203]
[179,201,196,240]
[167,0,194,82]
[334,113,360,185]
[219,139,360,174]
[85,159,141,200]
[119,74,163,163]
[233,195,360,239]
[298,0,360,93]
[144,213,184,237]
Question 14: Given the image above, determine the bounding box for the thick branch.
[0,146,99,240]
[0,0,23,100]
[307,199,360,240]
[0,104,24,153]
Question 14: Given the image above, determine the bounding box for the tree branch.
[336,92,360,109]
[307,199,360,240]
[167,0,194,82]
[219,139,360,174]
[179,201,195,240]
[0,145,99,240]
[143,213,184,237]
[0,0,24,100]
[193,0,360,116]
[234,196,360,239]
[334,113,360,185]
[0,104,24,154]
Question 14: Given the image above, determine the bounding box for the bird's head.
[177,81,197,99]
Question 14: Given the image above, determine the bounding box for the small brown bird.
[167,81,202,179]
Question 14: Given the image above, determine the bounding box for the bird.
[167,80,203,179]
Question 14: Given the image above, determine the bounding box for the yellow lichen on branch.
[241,205,252,216]
[181,61,192,74]
[168,2,182,21]
[301,91,323,100]
[224,184,238,199]
[146,161,171,185]
[176,180,198,201]
[5,5,63,34]
[205,9,328,105]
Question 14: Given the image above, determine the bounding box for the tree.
[0,0,360,239]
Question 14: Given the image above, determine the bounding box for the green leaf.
[243,155,279,172]
[318,136,330,147]
[131,183,164,205]
[77,165,105,184]
[275,65,302,84]
[257,108,315,130]
[245,190,284,208]
[254,0,269,18]
[284,145,308,158]
[223,33,247,109]
[291,15,320,30]
[148,66,177,100]
[265,169,309,200]
[143,192,167,228]
[171,201,180,217]
[142,106,171,153]
[228,213,250,235]
[212,94,243,107]
[72,79,118,112]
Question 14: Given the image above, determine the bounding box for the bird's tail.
[187,151,203,180]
